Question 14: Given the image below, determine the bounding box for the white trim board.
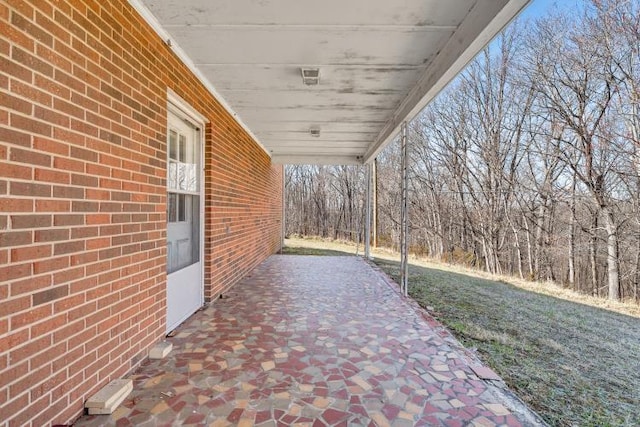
[167,89,209,126]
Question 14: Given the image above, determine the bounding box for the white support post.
[372,158,378,248]
[400,122,409,297]
[364,162,372,260]
[281,166,286,253]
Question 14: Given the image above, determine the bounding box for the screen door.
[166,110,203,332]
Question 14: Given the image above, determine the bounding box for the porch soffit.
[133,0,530,165]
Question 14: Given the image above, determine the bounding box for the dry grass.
[284,237,640,426]
[285,237,640,318]
[284,236,361,256]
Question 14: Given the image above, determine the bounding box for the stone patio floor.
[75,255,541,427]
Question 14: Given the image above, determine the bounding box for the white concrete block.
[87,401,119,415]
[85,379,132,413]
[149,341,173,359]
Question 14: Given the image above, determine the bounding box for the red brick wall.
[205,122,283,301]
[0,0,283,424]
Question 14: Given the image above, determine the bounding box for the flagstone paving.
[75,255,540,426]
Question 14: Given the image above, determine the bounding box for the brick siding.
[0,0,283,424]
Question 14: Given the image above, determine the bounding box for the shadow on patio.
[74,256,541,427]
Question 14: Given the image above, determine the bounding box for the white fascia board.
[363,0,531,164]
[271,155,363,166]
[128,0,271,158]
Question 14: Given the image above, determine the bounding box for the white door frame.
[166,90,207,333]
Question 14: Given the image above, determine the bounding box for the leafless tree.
[285,0,640,303]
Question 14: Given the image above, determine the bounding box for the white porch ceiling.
[137,0,530,165]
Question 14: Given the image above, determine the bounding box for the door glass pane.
[167,119,200,274]
[168,193,177,223]
[167,194,199,273]
[189,195,199,264]
[169,130,178,160]
[168,161,177,190]
[177,162,196,192]
[179,134,186,162]
[168,130,198,193]
[178,194,186,222]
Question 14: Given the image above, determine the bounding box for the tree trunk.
[534,201,546,280]
[635,234,640,302]
[590,213,599,297]
[333,204,344,240]
[602,206,620,301]
[481,236,491,273]
[513,226,524,279]
[494,247,502,275]
[523,213,534,278]
[568,175,576,289]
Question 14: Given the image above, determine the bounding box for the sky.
[518,0,584,20]
[521,0,558,18]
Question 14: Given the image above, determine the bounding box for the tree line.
[285,0,640,302]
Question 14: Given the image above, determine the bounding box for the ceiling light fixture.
[301,67,320,85]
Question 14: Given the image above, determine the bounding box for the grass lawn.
[283,238,640,426]
[280,246,355,257]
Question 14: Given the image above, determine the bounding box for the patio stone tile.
[74,255,537,426]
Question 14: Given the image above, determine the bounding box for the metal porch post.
[372,158,378,248]
[400,122,409,297]
[364,162,372,259]
[281,165,286,253]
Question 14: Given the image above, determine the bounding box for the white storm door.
[166,110,203,332]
